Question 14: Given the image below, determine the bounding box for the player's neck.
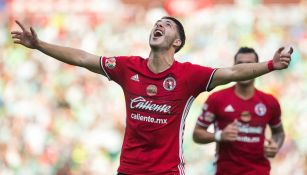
[234,84,255,100]
[148,50,175,74]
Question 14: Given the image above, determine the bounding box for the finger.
[228,133,238,138]
[11,33,21,37]
[280,57,291,62]
[11,31,22,35]
[229,129,239,134]
[13,40,22,44]
[232,119,239,126]
[281,62,289,67]
[230,127,239,133]
[276,47,285,54]
[11,35,21,39]
[225,136,237,141]
[226,129,238,135]
[266,151,277,157]
[280,52,291,57]
[264,149,275,155]
[265,153,275,158]
[30,27,37,38]
[280,53,291,58]
[266,138,273,144]
[15,20,26,31]
[288,47,293,54]
[265,146,278,153]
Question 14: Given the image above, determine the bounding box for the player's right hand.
[11,20,39,49]
[221,119,239,142]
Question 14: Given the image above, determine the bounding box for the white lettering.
[237,122,263,134]
[237,136,260,143]
[130,96,171,113]
[130,113,167,124]
[238,126,263,134]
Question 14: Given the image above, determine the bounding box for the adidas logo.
[224,104,235,112]
[131,74,139,82]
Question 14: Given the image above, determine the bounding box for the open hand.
[11,20,39,49]
[272,47,293,70]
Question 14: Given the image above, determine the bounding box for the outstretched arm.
[209,47,293,90]
[11,20,104,75]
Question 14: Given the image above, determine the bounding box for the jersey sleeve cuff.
[196,120,210,128]
[100,56,111,80]
[270,121,282,128]
[206,68,218,92]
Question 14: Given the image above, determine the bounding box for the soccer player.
[193,47,286,175]
[11,17,292,175]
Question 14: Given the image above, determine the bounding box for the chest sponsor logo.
[131,74,139,82]
[105,57,116,69]
[236,122,263,143]
[255,103,267,116]
[224,104,235,112]
[146,84,157,96]
[163,77,176,91]
[130,96,171,114]
[131,113,167,124]
[240,111,251,122]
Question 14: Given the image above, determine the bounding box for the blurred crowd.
[0,0,306,175]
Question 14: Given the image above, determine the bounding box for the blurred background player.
[193,47,285,175]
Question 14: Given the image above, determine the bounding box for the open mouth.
[153,30,163,38]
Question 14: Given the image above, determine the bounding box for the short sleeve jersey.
[197,86,282,175]
[100,56,216,175]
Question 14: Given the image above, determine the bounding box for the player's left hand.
[272,47,293,70]
[264,138,279,158]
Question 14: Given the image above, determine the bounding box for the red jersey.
[100,56,216,175]
[197,86,281,175]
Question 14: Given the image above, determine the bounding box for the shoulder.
[178,61,215,78]
[179,61,212,69]
[256,89,280,105]
[115,55,144,61]
[207,87,233,101]
[111,55,145,66]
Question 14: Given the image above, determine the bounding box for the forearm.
[231,62,270,81]
[193,130,215,144]
[37,40,92,67]
[210,61,272,89]
[272,132,285,149]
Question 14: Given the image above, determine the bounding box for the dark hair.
[234,47,259,63]
[162,16,186,53]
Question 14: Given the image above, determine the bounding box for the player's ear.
[173,38,182,49]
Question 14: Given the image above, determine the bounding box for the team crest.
[105,57,116,69]
[146,84,157,96]
[254,103,267,116]
[163,77,176,91]
[203,111,215,122]
[240,111,251,122]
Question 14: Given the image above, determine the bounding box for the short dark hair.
[234,47,259,63]
[162,16,186,53]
